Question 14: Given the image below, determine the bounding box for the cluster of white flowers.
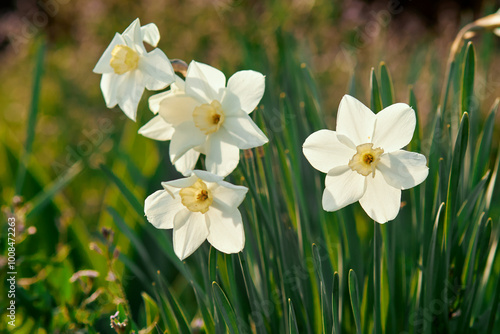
[94,19,428,259]
[94,19,266,260]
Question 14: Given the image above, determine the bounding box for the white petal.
[144,190,183,229]
[186,61,226,103]
[100,73,120,108]
[322,165,366,211]
[174,149,201,176]
[303,130,355,174]
[205,130,241,176]
[192,170,225,183]
[93,33,124,74]
[140,49,175,91]
[226,70,265,114]
[377,150,429,190]
[359,171,401,223]
[169,121,206,164]
[117,70,144,121]
[161,175,198,196]
[149,91,172,114]
[122,18,144,51]
[206,207,245,254]
[222,113,268,149]
[141,23,160,47]
[158,94,200,126]
[211,181,248,212]
[173,210,208,260]
[336,95,376,146]
[371,103,416,152]
[138,115,174,141]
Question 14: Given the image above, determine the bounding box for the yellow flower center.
[179,179,213,214]
[193,100,225,135]
[348,143,384,177]
[109,45,139,74]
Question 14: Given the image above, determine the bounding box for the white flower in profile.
[93,18,175,121]
[303,95,429,223]
[138,61,268,176]
[144,170,248,260]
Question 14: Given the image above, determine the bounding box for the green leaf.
[349,269,362,334]
[332,272,341,334]
[473,99,498,184]
[288,299,300,334]
[461,42,475,114]
[370,68,383,113]
[15,39,46,196]
[379,62,394,107]
[141,292,159,327]
[212,281,240,334]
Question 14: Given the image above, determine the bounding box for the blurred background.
[1,0,500,332]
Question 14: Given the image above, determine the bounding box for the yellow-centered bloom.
[93,18,175,121]
[109,45,140,74]
[303,95,429,223]
[348,143,384,177]
[179,179,213,213]
[144,170,248,260]
[139,61,269,177]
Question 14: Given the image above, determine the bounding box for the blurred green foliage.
[1,0,500,333]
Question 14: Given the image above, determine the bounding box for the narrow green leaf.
[370,68,383,113]
[349,269,362,334]
[15,39,46,196]
[461,42,475,114]
[288,299,300,334]
[332,272,340,334]
[373,223,383,334]
[212,281,239,334]
[379,62,394,107]
[473,99,498,184]
[100,163,143,217]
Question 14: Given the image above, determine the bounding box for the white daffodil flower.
[93,18,175,121]
[138,61,268,176]
[303,95,429,224]
[144,170,248,260]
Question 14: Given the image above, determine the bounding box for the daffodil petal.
[169,121,206,164]
[148,90,172,114]
[378,150,428,190]
[211,181,248,212]
[140,49,175,91]
[161,175,198,196]
[117,70,143,121]
[144,190,184,229]
[303,130,355,173]
[157,94,200,126]
[186,61,226,103]
[371,103,416,152]
[192,170,225,183]
[174,149,201,176]
[138,115,174,141]
[140,23,160,47]
[322,165,366,211]
[226,70,265,114]
[93,33,124,74]
[100,72,121,108]
[206,207,245,254]
[336,95,376,145]
[223,114,268,149]
[173,210,208,260]
[121,18,144,52]
[205,130,240,176]
[359,171,401,223]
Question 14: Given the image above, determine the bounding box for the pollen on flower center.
[193,100,225,135]
[179,179,213,214]
[110,45,140,74]
[348,143,384,177]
